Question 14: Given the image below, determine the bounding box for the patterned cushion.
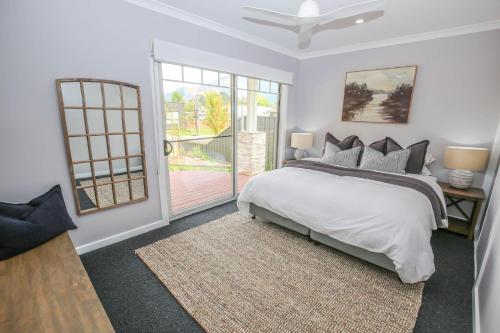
[360,147,411,174]
[385,137,429,174]
[321,143,361,168]
[323,133,358,153]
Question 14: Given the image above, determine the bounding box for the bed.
[237,158,447,283]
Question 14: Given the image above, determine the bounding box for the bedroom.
[1,0,500,332]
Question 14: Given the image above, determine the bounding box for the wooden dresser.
[0,233,115,333]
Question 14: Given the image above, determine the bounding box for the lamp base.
[448,169,474,189]
[294,149,307,160]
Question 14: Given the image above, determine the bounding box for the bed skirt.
[249,203,396,273]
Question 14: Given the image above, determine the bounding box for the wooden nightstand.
[438,182,485,240]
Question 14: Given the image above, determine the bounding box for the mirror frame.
[56,78,148,215]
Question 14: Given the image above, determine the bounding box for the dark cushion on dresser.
[0,185,77,260]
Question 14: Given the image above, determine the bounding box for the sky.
[345,66,416,92]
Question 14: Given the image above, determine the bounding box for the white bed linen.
[237,163,447,283]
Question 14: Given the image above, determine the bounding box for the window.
[160,63,281,215]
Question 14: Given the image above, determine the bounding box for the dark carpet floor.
[81,201,474,333]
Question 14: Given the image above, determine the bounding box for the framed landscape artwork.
[341,66,417,124]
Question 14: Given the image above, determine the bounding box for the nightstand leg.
[468,201,481,240]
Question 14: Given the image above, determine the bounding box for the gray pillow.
[359,147,411,174]
[385,137,430,174]
[323,133,358,153]
[321,142,361,168]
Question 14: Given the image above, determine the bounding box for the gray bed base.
[249,203,396,272]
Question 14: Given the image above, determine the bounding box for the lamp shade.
[444,146,489,171]
[291,133,314,150]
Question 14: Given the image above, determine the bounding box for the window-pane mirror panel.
[65,109,86,135]
[57,79,148,215]
[183,66,201,83]
[77,187,97,212]
[97,184,114,208]
[109,135,125,157]
[93,161,111,182]
[127,134,141,156]
[83,82,103,107]
[122,86,138,108]
[131,179,146,200]
[87,109,105,134]
[74,162,92,183]
[128,157,143,178]
[103,83,121,108]
[112,158,127,176]
[69,137,89,161]
[114,181,131,204]
[90,136,108,159]
[106,110,123,132]
[124,110,140,132]
[60,82,82,107]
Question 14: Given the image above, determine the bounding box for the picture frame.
[341,65,417,124]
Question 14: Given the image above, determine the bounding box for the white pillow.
[421,166,432,176]
[424,153,436,165]
[420,153,436,175]
[321,142,361,168]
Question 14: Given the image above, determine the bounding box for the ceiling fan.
[243,0,384,48]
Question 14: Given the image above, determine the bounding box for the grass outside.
[168,128,217,139]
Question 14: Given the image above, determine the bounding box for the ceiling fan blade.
[319,0,383,24]
[298,25,314,47]
[243,6,298,26]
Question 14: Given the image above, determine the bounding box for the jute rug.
[136,213,424,333]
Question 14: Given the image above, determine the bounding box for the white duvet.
[237,163,447,283]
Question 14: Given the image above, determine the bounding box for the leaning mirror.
[56,79,148,215]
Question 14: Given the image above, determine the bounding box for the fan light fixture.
[243,0,384,48]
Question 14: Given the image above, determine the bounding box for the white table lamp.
[291,133,313,160]
[444,146,489,189]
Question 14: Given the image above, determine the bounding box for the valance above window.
[152,39,294,85]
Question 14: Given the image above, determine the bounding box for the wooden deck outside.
[169,171,251,213]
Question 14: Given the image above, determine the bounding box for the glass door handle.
[163,140,173,156]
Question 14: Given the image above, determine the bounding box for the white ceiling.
[131,0,500,59]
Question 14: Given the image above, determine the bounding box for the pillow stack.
[321,134,362,168]
[320,133,429,175]
[0,185,77,260]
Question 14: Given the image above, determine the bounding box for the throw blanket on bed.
[285,159,446,223]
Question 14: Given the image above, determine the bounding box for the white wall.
[474,136,500,332]
[0,0,299,250]
[290,30,500,188]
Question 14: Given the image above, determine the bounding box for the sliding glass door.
[236,76,280,192]
[159,62,281,218]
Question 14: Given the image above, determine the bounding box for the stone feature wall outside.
[237,132,266,176]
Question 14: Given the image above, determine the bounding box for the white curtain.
[277,85,289,167]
